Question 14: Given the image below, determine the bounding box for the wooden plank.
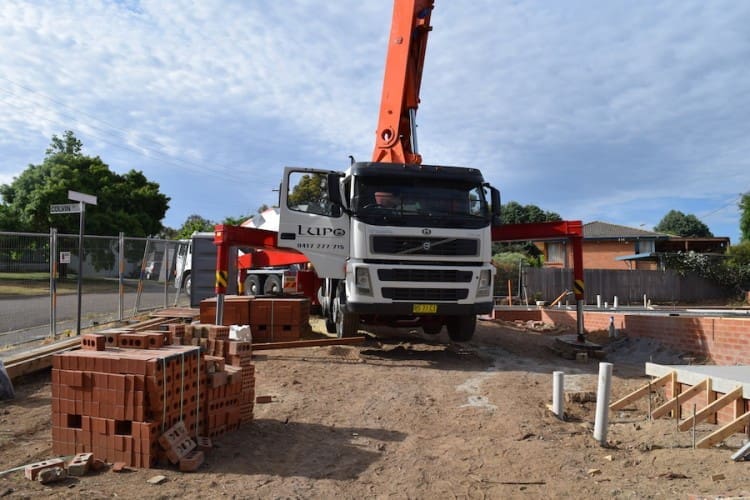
[5,336,81,380]
[548,290,570,308]
[252,337,366,351]
[696,410,750,449]
[706,378,717,425]
[3,337,81,366]
[652,378,709,420]
[150,307,200,319]
[670,373,679,418]
[678,386,743,432]
[610,372,675,411]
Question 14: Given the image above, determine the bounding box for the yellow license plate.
[413,304,438,314]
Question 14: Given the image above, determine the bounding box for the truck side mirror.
[327,173,344,207]
[490,187,502,226]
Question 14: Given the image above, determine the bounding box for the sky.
[0,1,748,242]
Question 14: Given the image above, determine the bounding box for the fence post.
[134,238,151,314]
[163,240,169,308]
[118,232,125,321]
[49,228,57,339]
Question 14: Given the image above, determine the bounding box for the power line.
[698,194,743,220]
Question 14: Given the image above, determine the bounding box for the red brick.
[24,458,66,480]
[81,334,106,351]
[178,450,204,472]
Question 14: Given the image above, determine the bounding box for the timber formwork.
[610,363,750,449]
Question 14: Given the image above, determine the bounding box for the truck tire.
[446,315,476,342]
[325,313,337,334]
[244,275,261,296]
[333,296,360,338]
[183,273,192,296]
[422,323,442,335]
[263,274,282,295]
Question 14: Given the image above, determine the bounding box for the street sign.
[50,203,81,214]
[68,190,97,205]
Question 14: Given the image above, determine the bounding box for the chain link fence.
[0,230,191,351]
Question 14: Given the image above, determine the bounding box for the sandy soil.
[1,319,749,499]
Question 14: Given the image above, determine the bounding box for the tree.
[176,214,215,240]
[287,173,327,207]
[0,131,169,237]
[222,215,251,226]
[654,210,713,237]
[500,201,561,225]
[739,193,750,242]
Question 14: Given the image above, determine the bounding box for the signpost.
[50,203,81,214]
[50,190,97,335]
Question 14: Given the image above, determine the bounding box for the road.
[0,280,189,349]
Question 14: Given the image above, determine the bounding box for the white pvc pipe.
[643,294,647,308]
[552,371,564,419]
[596,295,601,308]
[593,362,613,445]
[613,296,619,309]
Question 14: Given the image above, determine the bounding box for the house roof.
[584,221,669,240]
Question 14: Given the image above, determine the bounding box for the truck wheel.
[263,275,282,295]
[333,296,360,338]
[183,273,192,296]
[446,315,476,342]
[325,316,337,334]
[244,275,261,296]
[422,323,442,335]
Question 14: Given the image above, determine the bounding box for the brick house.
[538,221,729,271]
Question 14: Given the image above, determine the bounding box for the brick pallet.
[51,328,255,469]
[199,296,311,343]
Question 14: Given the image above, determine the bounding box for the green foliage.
[725,242,750,293]
[500,201,562,225]
[288,173,326,207]
[222,214,251,226]
[0,131,169,237]
[176,214,215,240]
[664,249,749,296]
[739,193,750,242]
[492,252,537,268]
[727,240,750,266]
[0,131,170,271]
[654,210,713,237]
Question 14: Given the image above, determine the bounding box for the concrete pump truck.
[275,0,501,341]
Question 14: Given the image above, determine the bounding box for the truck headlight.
[355,267,372,295]
[477,269,491,297]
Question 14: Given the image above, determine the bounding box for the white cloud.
[0,1,747,241]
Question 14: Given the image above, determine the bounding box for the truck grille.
[381,288,469,301]
[378,269,473,283]
[372,236,478,256]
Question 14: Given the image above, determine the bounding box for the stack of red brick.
[199,296,311,342]
[51,324,255,468]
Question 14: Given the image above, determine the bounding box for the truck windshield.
[353,176,490,228]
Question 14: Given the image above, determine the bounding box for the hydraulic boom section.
[372,0,434,165]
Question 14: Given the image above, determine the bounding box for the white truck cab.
[277,161,500,341]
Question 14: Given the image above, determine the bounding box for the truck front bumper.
[344,300,493,316]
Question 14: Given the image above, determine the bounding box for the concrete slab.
[646,362,750,398]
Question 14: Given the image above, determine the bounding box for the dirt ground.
[1,319,749,499]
